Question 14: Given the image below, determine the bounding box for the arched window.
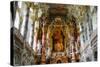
[14,10,20,29]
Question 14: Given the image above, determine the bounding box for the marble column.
[70,36,76,62]
[33,21,39,52]
[41,16,47,64]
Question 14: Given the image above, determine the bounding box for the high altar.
[40,5,80,64]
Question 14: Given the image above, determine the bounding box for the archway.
[57,60,62,63]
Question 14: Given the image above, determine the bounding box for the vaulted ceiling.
[23,2,93,24]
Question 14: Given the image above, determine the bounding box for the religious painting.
[52,29,64,52]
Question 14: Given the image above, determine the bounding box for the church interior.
[10,1,97,65]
